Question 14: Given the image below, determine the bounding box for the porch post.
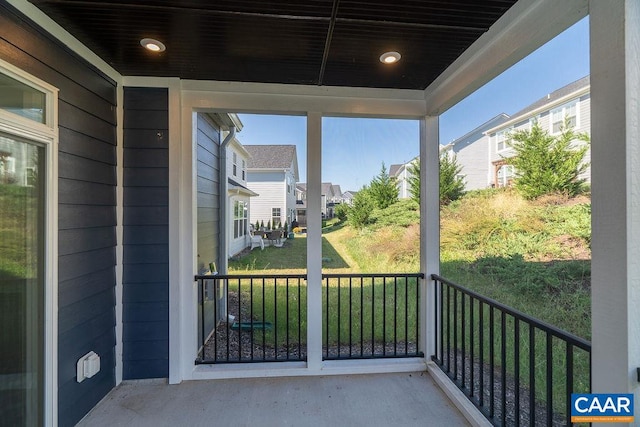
[421,116,440,360]
[306,111,323,370]
[589,0,640,407]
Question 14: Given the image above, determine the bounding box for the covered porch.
[1,0,640,426]
[77,372,471,427]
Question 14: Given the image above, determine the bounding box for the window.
[0,60,56,427]
[272,207,281,228]
[241,159,245,180]
[495,129,510,152]
[496,164,514,187]
[551,100,578,134]
[233,200,248,239]
[232,152,237,176]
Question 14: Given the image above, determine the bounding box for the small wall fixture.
[140,38,166,52]
[379,51,401,64]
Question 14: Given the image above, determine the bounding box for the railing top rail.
[322,273,424,279]
[431,274,591,351]
[195,273,308,280]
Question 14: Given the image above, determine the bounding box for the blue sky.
[237,17,589,192]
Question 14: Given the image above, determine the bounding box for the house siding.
[0,2,118,425]
[247,170,285,227]
[196,114,220,273]
[122,87,169,380]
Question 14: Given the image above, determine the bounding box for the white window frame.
[550,100,579,135]
[232,151,237,176]
[0,58,58,427]
[494,128,511,152]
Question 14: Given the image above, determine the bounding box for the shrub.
[334,203,349,221]
[348,186,375,228]
[369,162,398,209]
[440,153,465,204]
[507,120,589,199]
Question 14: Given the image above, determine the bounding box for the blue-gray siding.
[123,87,169,380]
[0,2,117,426]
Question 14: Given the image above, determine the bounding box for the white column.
[590,0,640,405]
[421,116,440,359]
[306,111,323,370]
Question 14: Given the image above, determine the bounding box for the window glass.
[0,73,46,124]
[0,132,45,425]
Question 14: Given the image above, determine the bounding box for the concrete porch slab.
[78,371,470,426]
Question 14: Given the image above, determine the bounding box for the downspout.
[219,126,236,276]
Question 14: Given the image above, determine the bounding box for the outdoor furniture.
[250,232,264,250]
[266,230,284,247]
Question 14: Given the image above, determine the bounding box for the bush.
[507,121,589,199]
[369,162,398,209]
[334,203,349,221]
[348,186,375,228]
[440,153,465,204]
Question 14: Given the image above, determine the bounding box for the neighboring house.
[226,137,258,257]
[297,182,342,220]
[245,145,299,230]
[341,190,357,205]
[295,183,307,226]
[440,114,510,190]
[485,76,591,188]
[390,158,418,199]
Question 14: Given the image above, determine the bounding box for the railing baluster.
[382,276,387,356]
[298,277,302,359]
[489,306,494,418]
[433,277,439,361]
[514,318,520,427]
[325,275,329,359]
[338,276,342,358]
[349,276,353,357]
[454,288,458,380]
[501,311,507,426]
[529,323,535,426]
[447,284,451,372]
[238,278,242,361]
[250,278,254,361]
[261,277,266,360]
[273,278,278,360]
[440,279,444,364]
[547,333,553,426]
[470,296,474,398]
[461,292,466,388]
[199,278,205,360]
[479,300,484,408]
[360,277,364,357]
[286,278,290,360]
[213,278,217,362]
[371,276,375,357]
[566,342,573,427]
[393,276,397,356]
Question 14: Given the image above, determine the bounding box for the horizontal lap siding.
[196,114,220,274]
[123,87,169,380]
[0,3,118,426]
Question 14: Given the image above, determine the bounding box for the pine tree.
[507,120,589,199]
[369,162,398,209]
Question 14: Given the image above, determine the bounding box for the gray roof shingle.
[510,76,590,120]
[244,145,297,169]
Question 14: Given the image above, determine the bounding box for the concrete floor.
[78,371,470,427]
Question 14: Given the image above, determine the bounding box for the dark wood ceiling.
[29,0,518,90]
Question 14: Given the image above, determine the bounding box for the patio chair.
[267,230,284,248]
[250,232,264,250]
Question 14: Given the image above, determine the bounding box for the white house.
[225,137,258,257]
[390,158,418,199]
[486,76,591,188]
[440,114,510,190]
[244,145,299,230]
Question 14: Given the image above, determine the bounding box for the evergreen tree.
[507,120,589,199]
[440,153,465,204]
[407,159,420,204]
[369,162,398,209]
[348,186,375,228]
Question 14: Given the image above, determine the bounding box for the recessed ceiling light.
[140,38,166,52]
[379,51,401,64]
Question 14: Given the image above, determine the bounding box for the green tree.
[507,120,589,199]
[439,153,465,205]
[407,159,420,204]
[348,186,375,228]
[369,162,398,209]
[334,202,349,221]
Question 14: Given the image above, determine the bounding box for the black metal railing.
[323,273,424,360]
[431,274,591,426]
[195,274,307,363]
